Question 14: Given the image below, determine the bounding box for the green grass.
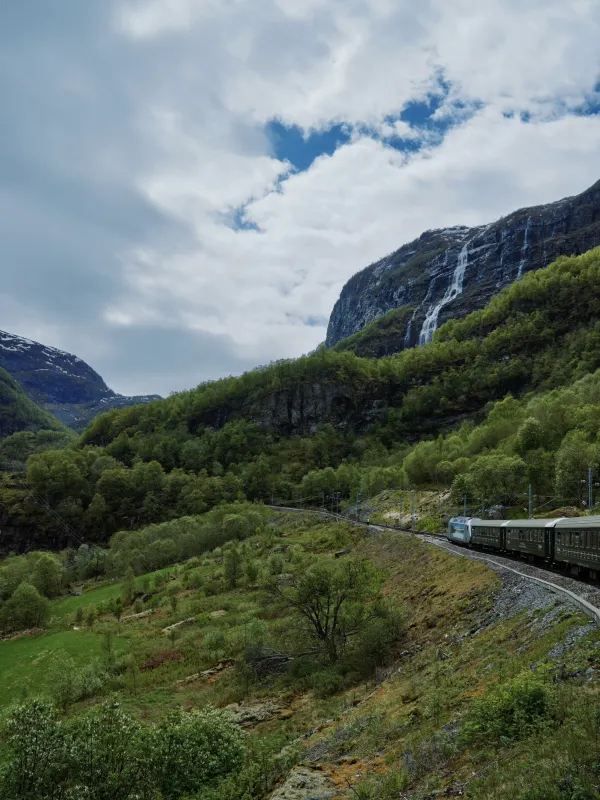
[50,565,177,622]
[50,582,122,621]
[0,629,128,708]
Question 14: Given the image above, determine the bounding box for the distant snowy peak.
[0,329,160,429]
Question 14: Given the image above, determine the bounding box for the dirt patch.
[140,650,184,671]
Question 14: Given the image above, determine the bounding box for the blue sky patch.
[267,120,352,171]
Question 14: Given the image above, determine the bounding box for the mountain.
[7,246,600,551]
[326,179,600,351]
[0,330,160,430]
[83,246,600,446]
[0,366,62,438]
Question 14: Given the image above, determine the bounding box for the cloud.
[2,0,599,395]
[109,110,600,386]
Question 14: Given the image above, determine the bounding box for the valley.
[1,197,600,799]
[0,510,597,799]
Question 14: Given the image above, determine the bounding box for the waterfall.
[516,216,532,279]
[419,242,469,345]
[403,307,418,348]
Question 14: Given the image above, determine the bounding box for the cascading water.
[419,242,469,345]
[403,306,419,348]
[516,216,532,279]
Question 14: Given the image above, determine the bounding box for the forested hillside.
[0,367,62,439]
[2,247,600,550]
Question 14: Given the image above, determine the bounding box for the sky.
[2,0,600,396]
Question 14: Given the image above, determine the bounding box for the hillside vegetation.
[0,512,598,799]
[0,368,62,439]
[83,245,600,443]
[3,247,600,549]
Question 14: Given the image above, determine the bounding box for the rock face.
[326,179,600,349]
[192,379,385,437]
[0,330,160,429]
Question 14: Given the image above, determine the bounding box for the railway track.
[268,505,600,625]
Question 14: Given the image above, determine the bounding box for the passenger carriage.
[554,516,600,578]
[447,514,600,579]
[503,518,553,560]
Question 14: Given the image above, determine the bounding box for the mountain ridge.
[0,330,160,430]
[326,179,600,351]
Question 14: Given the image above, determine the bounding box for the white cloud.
[3,1,600,396]
[117,0,600,126]
[102,0,600,393]
[108,109,600,390]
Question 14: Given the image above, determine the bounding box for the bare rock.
[269,767,336,800]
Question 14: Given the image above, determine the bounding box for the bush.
[346,606,405,677]
[0,582,49,632]
[311,668,347,698]
[0,700,245,800]
[461,673,551,743]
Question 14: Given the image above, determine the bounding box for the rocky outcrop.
[269,768,335,800]
[191,379,387,437]
[0,330,160,429]
[326,179,600,350]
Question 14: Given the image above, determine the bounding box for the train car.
[554,516,600,578]
[447,516,473,545]
[504,518,554,560]
[470,519,506,550]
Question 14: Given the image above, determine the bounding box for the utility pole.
[589,466,593,511]
[528,484,533,519]
[410,491,416,531]
[463,494,467,517]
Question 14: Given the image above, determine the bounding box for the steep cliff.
[326,179,600,350]
[0,330,160,430]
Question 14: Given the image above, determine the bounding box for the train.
[447,515,600,580]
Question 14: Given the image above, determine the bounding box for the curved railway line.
[268,505,600,625]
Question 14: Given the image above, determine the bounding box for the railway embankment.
[263,515,600,799]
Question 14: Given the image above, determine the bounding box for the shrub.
[311,668,346,698]
[461,673,551,743]
[1,582,49,632]
[0,700,245,800]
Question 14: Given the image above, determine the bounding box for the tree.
[66,702,154,800]
[461,453,527,506]
[0,699,67,800]
[224,546,242,589]
[85,492,109,539]
[152,707,245,800]
[31,553,64,598]
[2,582,49,631]
[0,701,244,800]
[121,566,136,606]
[245,558,259,586]
[274,558,384,664]
[554,430,599,503]
[515,416,544,455]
